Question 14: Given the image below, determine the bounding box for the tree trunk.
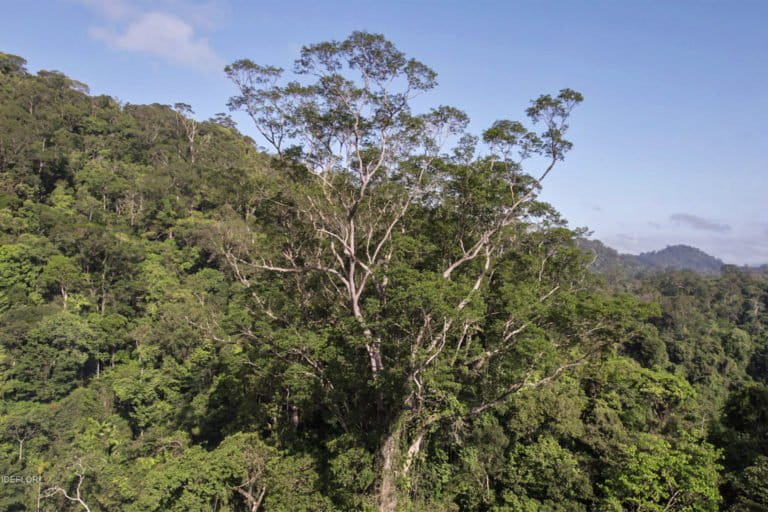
[378,426,401,512]
[234,485,266,512]
[376,407,431,512]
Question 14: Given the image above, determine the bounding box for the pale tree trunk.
[234,485,266,512]
[41,462,92,512]
[378,425,402,512]
[36,479,42,512]
[376,412,428,512]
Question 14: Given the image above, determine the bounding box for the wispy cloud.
[670,213,731,233]
[80,1,223,71]
[78,0,134,20]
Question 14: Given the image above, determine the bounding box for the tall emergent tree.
[224,31,635,511]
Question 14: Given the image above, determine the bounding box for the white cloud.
[78,0,134,20]
[80,1,224,71]
[159,0,228,30]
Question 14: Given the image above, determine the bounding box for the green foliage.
[501,435,592,510]
[129,433,329,512]
[731,456,768,510]
[600,433,721,511]
[4,311,96,401]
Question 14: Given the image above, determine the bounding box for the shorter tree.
[41,457,93,512]
[600,433,722,512]
[39,254,87,308]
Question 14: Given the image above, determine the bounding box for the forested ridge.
[1,34,768,511]
[579,240,731,279]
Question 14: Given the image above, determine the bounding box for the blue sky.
[2,0,767,263]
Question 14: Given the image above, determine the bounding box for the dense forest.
[1,33,768,511]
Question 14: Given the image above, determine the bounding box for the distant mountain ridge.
[634,245,724,274]
[579,240,729,277]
